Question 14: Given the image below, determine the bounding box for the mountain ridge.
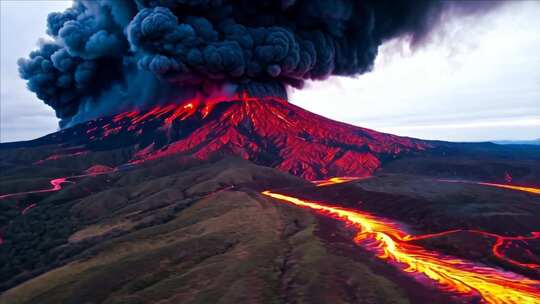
[1,96,429,180]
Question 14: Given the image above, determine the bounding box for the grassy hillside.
[1,156,413,304]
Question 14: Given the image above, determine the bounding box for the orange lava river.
[261,190,540,304]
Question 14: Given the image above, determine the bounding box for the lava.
[46,94,427,180]
[0,166,122,251]
[20,203,37,215]
[33,151,89,165]
[439,179,540,195]
[490,233,540,270]
[0,167,119,201]
[312,176,540,269]
[405,229,540,270]
[113,92,263,127]
[0,177,69,200]
[262,191,540,304]
[477,182,540,195]
[312,177,365,187]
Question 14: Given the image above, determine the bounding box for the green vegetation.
[0,156,409,304]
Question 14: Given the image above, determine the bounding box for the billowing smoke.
[18,0,504,127]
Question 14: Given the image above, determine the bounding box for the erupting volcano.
[2,1,540,303]
[20,94,428,180]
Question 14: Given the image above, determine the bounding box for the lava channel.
[439,179,540,195]
[262,190,540,304]
[0,168,116,201]
[0,177,69,200]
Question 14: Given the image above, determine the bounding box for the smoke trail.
[18,0,505,126]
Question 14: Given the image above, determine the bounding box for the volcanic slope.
[1,155,539,304]
[0,96,427,180]
[1,156,423,304]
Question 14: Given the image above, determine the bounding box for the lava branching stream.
[312,177,367,187]
[0,178,70,201]
[0,168,117,225]
[439,179,540,195]
[0,169,116,201]
[261,190,540,304]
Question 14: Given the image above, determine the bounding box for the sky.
[1,1,539,143]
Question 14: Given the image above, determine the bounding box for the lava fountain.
[262,191,540,304]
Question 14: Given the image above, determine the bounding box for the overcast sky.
[1,0,539,143]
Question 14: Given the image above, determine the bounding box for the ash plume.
[18,0,505,127]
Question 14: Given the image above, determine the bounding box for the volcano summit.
[9,95,428,180]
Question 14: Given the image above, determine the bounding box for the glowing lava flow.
[477,182,540,195]
[312,177,365,187]
[109,91,269,128]
[0,170,115,201]
[0,177,69,200]
[0,168,120,247]
[405,230,540,270]
[439,179,540,195]
[0,177,69,246]
[262,191,540,304]
[20,203,37,215]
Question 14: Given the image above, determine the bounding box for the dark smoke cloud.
[18,0,505,126]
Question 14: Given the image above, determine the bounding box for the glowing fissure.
[262,191,540,304]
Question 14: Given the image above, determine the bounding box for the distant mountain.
[494,139,540,145]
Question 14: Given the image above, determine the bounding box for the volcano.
[5,95,428,180]
[6,0,540,302]
[2,97,540,304]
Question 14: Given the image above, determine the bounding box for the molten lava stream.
[0,169,115,201]
[477,182,540,195]
[439,179,540,195]
[312,176,365,187]
[261,191,540,304]
[0,177,69,200]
